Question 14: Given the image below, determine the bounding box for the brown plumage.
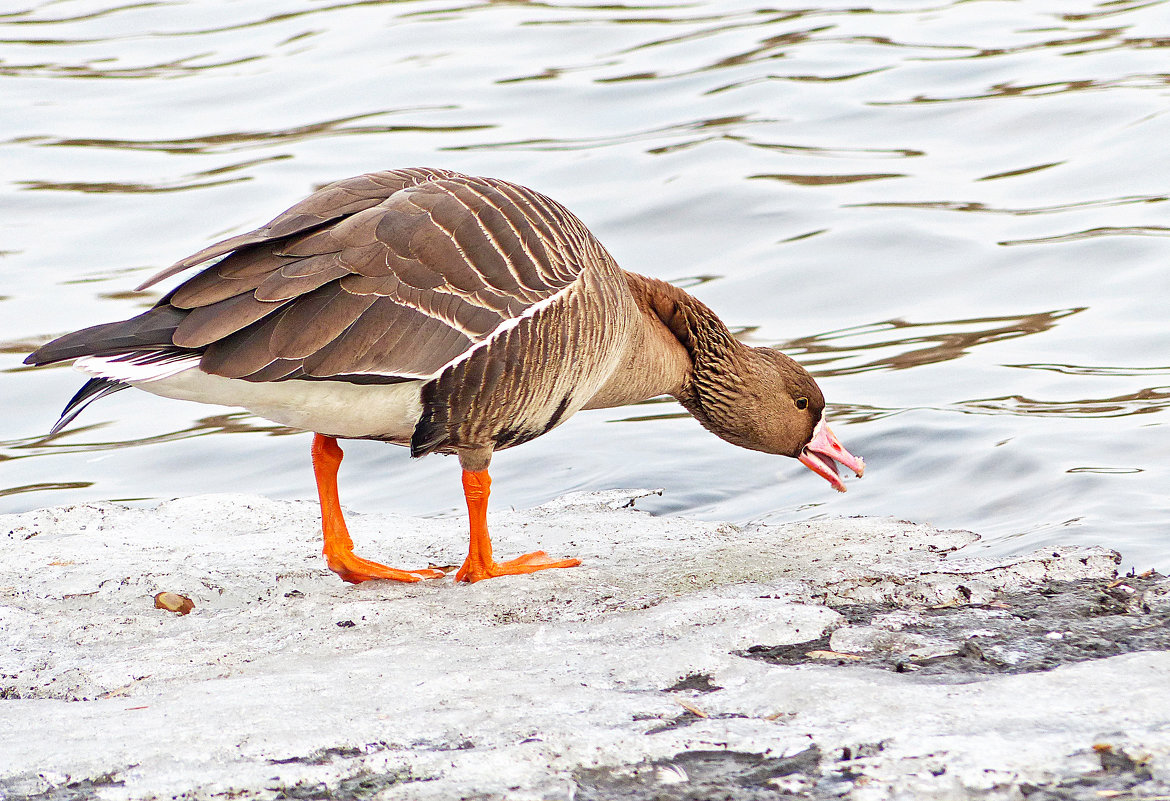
[26,168,864,584]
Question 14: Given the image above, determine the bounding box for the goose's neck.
[582,271,747,412]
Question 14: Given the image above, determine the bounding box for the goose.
[25,168,864,584]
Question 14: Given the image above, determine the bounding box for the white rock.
[0,492,1164,801]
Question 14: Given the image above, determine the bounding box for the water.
[3,0,1168,571]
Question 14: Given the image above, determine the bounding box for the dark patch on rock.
[837,741,887,762]
[664,672,722,693]
[269,745,366,765]
[644,710,748,735]
[573,746,834,801]
[744,636,833,663]
[741,574,1170,679]
[1017,744,1161,800]
[411,737,476,751]
[271,769,429,800]
[0,772,124,801]
[1094,743,1152,778]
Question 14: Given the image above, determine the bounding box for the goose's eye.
[795,396,809,410]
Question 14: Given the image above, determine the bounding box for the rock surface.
[1,491,1167,800]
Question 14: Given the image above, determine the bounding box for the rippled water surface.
[3,0,1168,569]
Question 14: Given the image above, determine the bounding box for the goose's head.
[691,346,865,492]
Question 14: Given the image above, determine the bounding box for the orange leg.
[312,434,444,584]
[455,469,581,583]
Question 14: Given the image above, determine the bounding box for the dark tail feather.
[24,305,188,366]
[410,382,449,458]
[50,377,129,435]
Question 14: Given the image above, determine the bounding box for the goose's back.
[148,169,638,451]
[146,169,597,381]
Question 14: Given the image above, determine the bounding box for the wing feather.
[72,169,600,384]
[299,300,413,377]
[136,168,455,290]
[168,267,268,309]
[174,292,291,349]
[268,284,379,359]
[254,258,350,302]
[446,178,555,294]
[199,311,289,378]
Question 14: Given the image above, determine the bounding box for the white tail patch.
[74,355,425,440]
[76,354,203,383]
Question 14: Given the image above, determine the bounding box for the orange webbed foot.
[455,551,582,583]
[456,468,581,583]
[312,434,446,585]
[325,549,446,584]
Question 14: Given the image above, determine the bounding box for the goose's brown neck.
[626,271,758,425]
[581,271,747,413]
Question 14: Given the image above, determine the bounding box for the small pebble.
[154,592,195,616]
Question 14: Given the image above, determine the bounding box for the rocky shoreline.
[2,491,1167,799]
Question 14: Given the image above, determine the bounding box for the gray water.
[2,0,1168,571]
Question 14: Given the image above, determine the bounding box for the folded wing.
[30,168,596,385]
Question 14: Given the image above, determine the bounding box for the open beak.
[797,419,865,493]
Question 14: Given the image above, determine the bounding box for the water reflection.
[813,402,899,426]
[58,266,152,285]
[0,53,265,80]
[1008,363,1170,377]
[1067,467,1142,474]
[779,308,1086,377]
[879,74,1170,105]
[1000,226,1170,246]
[615,385,1170,425]
[610,308,1096,424]
[978,163,1066,182]
[779,229,828,243]
[750,172,904,186]
[4,0,384,36]
[451,116,924,157]
[23,110,489,155]
[3,0,1170,571]
[956,387,1170,418]
[4,411,299,464]
[852,194,1168,215]
[707,67,891,94]
[0,481,93,499]
[1062,4,1168,23]
[20,176,245,194]
[448,114,765,152]
[0,339,49,358]
[669,274,721,289]
[743,141,923,159]
[617,24,836,76]
[4,3,178,27]
[614,399,898,426]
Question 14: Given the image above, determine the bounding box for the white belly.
[76,356,424,440]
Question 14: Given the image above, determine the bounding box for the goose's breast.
[428,261,636,451]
